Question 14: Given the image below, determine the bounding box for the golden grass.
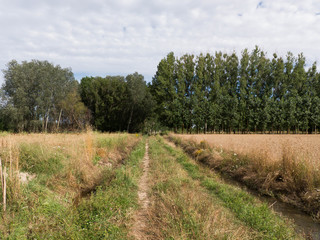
[176,134,320,186]
[176,134,320,167]
[173,134,320,219]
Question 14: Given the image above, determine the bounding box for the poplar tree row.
[150,47,320,133]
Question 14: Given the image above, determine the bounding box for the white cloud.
[0,0,320,85]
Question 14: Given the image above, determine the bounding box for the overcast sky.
[0,0,320,84]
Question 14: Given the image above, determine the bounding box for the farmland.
[171,134,320,222]
[175,134,320,168]
[1,132,316,239]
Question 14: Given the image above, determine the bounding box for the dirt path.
[130,142,150,240]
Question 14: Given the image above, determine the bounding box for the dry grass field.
[176,134,320,171]
[172,134,320,220]
[0,132,140,197]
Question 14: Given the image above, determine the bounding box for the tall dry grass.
[173,134,320,219]
[176,134,320,188]
[0,138,21,212]
[0,132,143,238]
[0,131,141,208]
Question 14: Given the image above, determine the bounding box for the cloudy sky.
[0,0,319,84]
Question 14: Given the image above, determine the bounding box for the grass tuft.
[19,143,64,175]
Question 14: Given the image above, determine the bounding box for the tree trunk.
[57,109,62,131]
[127,105,134,133]
[45,114,49,132]
[42,119,45,132]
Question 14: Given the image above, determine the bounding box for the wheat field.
[176,134,320,171]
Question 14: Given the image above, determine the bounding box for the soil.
[130,142,150,240]
[19,171,35,184]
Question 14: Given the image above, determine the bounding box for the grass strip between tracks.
[147,137,259,239]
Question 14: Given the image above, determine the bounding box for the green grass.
[1,180,76,239]
[74,138,146,239]
[147,137,260,240]
[95,133,128,149]
[148,139,210,239]
[0,135,146,239]
[19,143,65,175]
[161,137,301,240]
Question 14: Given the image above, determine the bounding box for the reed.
[0,138,21,213]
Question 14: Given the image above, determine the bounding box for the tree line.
[0,61,153,132]
[0,60,89,132]
[1,46,320,133]
[80,73,154,132]
[151,47,320,133]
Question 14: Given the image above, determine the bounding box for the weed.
[0,133,144,239]
[75,138,146,239]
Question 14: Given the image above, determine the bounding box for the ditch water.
[222,177,320,239]
[268,199,320,239]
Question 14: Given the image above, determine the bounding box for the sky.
[0,0,320,84]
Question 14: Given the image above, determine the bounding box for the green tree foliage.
[126,72,146,132]
[150,52,177,129]
[1,60,87,132]
[151,47,320,133]
[80,73,153,132]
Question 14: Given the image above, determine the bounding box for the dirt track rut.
[130,142,150,240]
